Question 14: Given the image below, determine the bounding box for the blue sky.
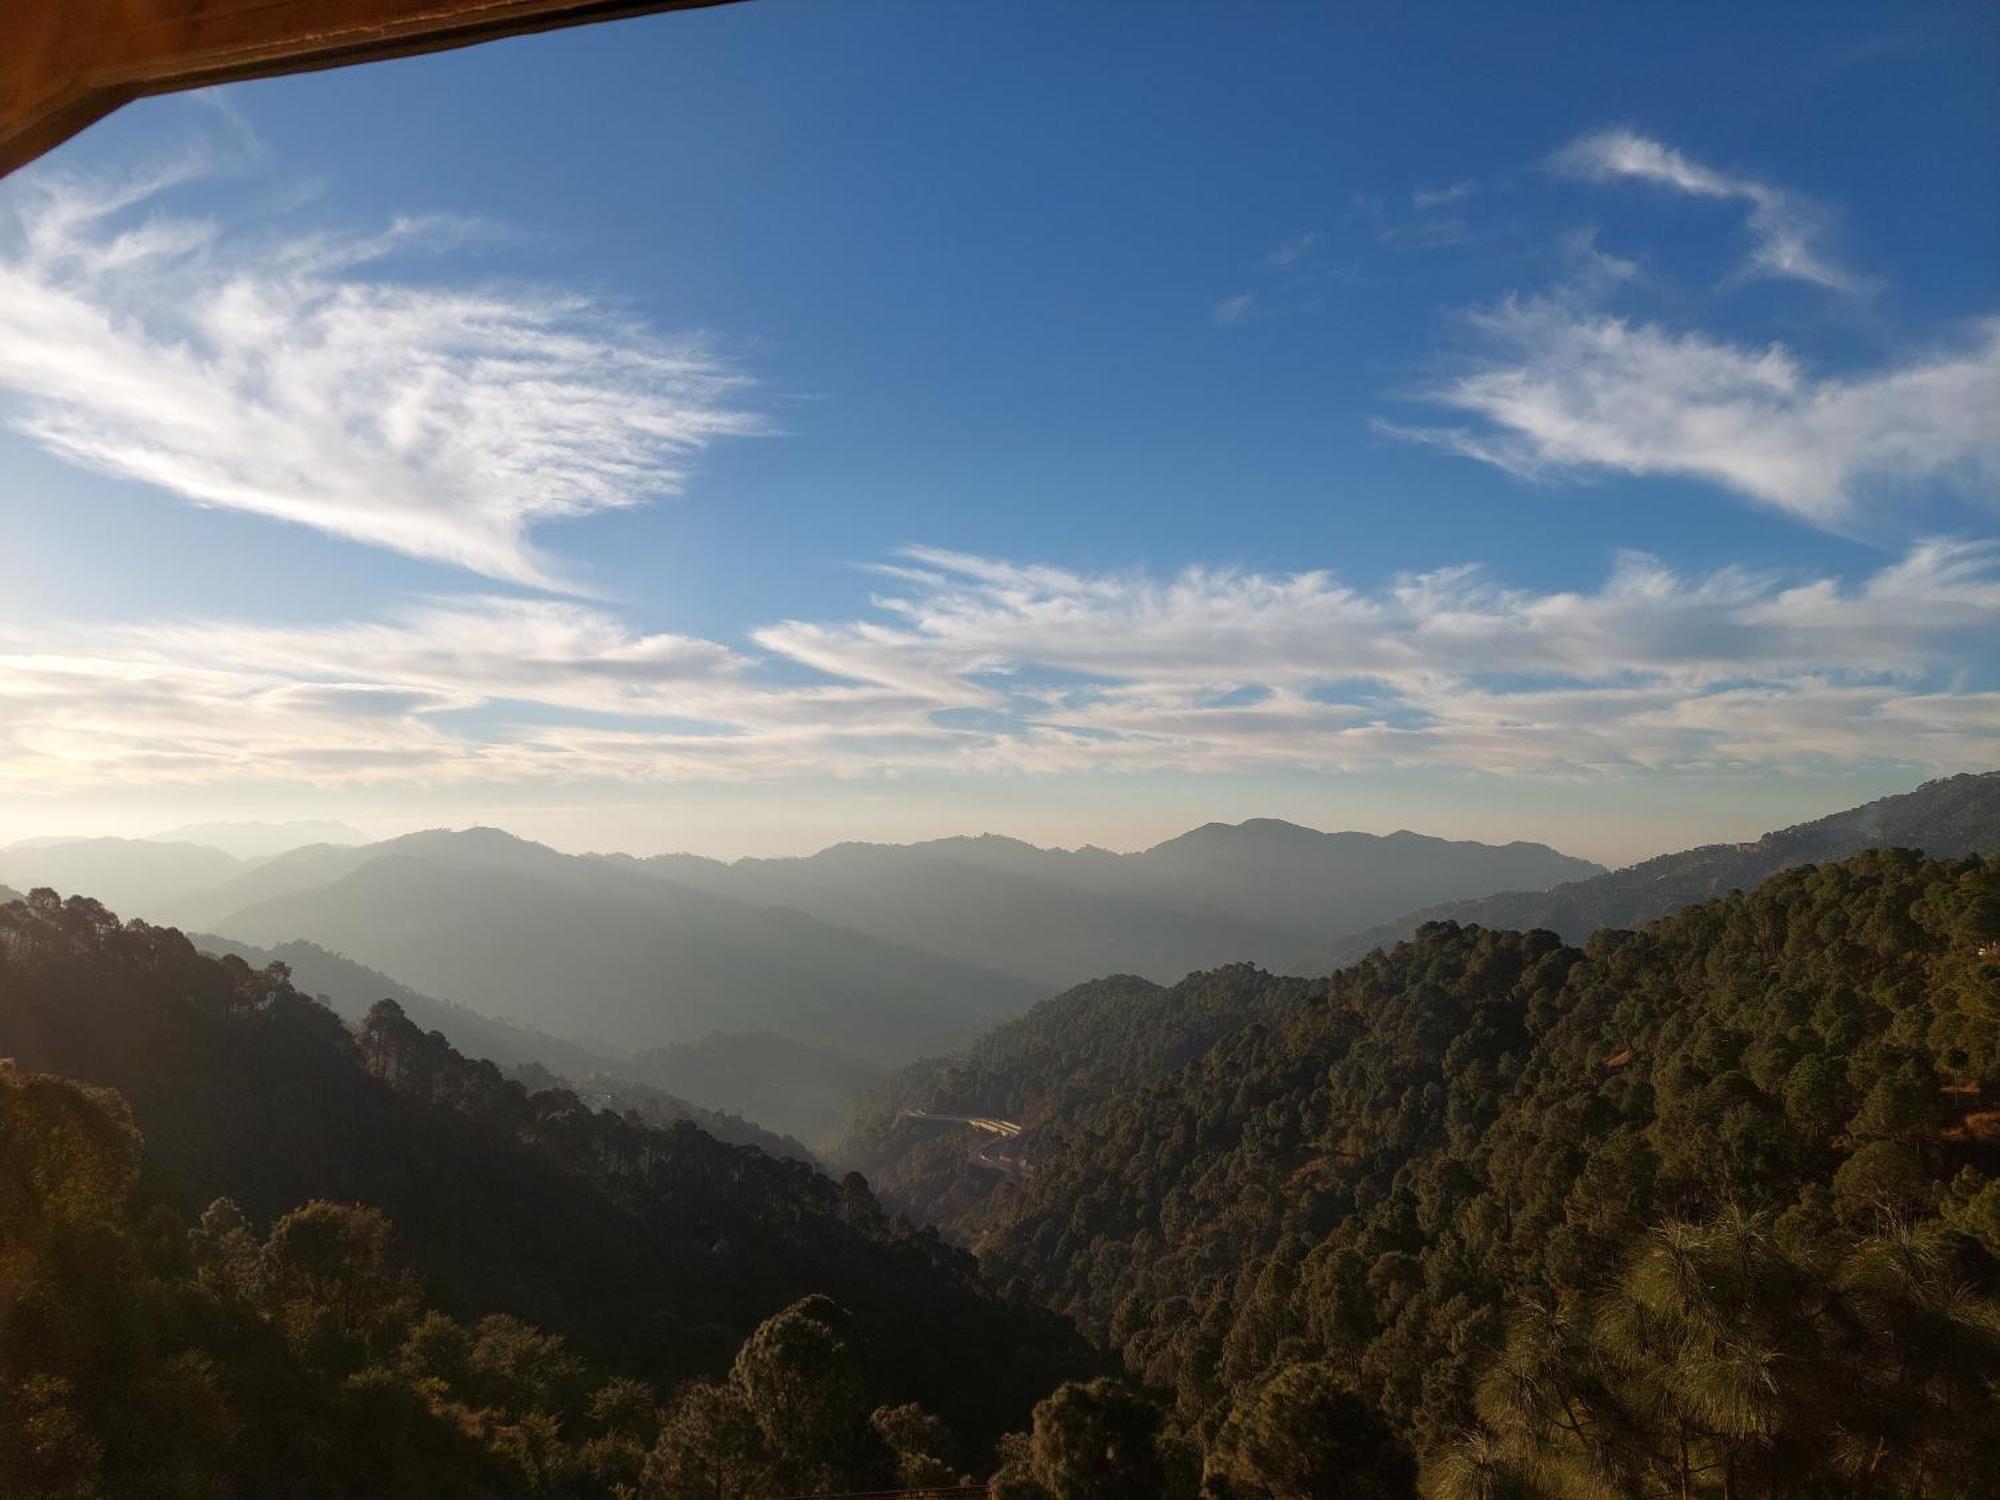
[0,0,1995,862]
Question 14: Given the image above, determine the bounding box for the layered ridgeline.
[186,828,1041,1063]
[847,773,2000,1236]
[947,851,2000,1493]
[0,887,1095,1491]
[2,821,1599,1051]
[191,934,816,1161]
[609,822,1601,989]
[0,837,249,925]
[1294,770,2000,975]
[1,820,1602,1147]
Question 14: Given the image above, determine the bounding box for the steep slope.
[1294,771,2000,973]
[193,932,619,1076]
[0,888,1093,1449]
[840,970,1302,1233]
[205,830,1040,1061]
[172,838,379,927]
[191,934,810,1158]
[968,850,2000,1475]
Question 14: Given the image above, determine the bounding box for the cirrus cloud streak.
[0,544,1993,793]
[0,160,763,587]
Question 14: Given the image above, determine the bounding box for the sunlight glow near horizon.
[0,1,1993,865]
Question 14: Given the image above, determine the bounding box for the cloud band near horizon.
[0,543,1993,793]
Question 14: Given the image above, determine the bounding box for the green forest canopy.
[4,848,1998,1496]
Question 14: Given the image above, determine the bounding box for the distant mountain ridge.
[0,817,1603,1078]
[203,830,1040,1062]
[153,818,366,858]
[0,837,251,926]
[1291,771,2000,974]
[609,819,1602,985]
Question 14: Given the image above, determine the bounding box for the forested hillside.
[1,1053,1106,1495]
[194,933,621,1078]
[842,971,1301,1233]
[964,850,2000,1494]
[1296,771,2000,973]
[8,852,1997,1497]
[191,935,813,1158]
[0,888,1093,1474]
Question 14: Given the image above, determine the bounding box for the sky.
[0,0,1995,865]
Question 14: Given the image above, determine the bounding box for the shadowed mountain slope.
[192,933,810,1159]
[0,887,1093,1449]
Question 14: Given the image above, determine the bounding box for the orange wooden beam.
[1,0,752,179]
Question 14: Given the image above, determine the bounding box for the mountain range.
[611,822,1600,989]
[1289,771,2000,974]
[0,819,1601,1074]
[843,769,2000,1233]
[153,818,368,858]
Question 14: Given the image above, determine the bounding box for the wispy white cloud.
[0,158,763,587]
[1350,191,1486,253]
[1378,216,1478,251]
[1260,232,1325,269]
[1413,181,1477,211]
[1380,133,1998,528]
[1386,294,2000,529]
[1549,128,1864,291]
[1,545,1992,791]
[1212,292,1258,326]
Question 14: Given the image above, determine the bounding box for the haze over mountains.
[0,819,1600,1068]
[8,778,1995,1152]
[193,932,854,1155]
[153,818,367,859]
[615,822,1599,991]
[4,783,1997,1491]
[0,819,364,928]
[0,838,250,927]
[1292,771,2000,974]
[200,829,1040,1063]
